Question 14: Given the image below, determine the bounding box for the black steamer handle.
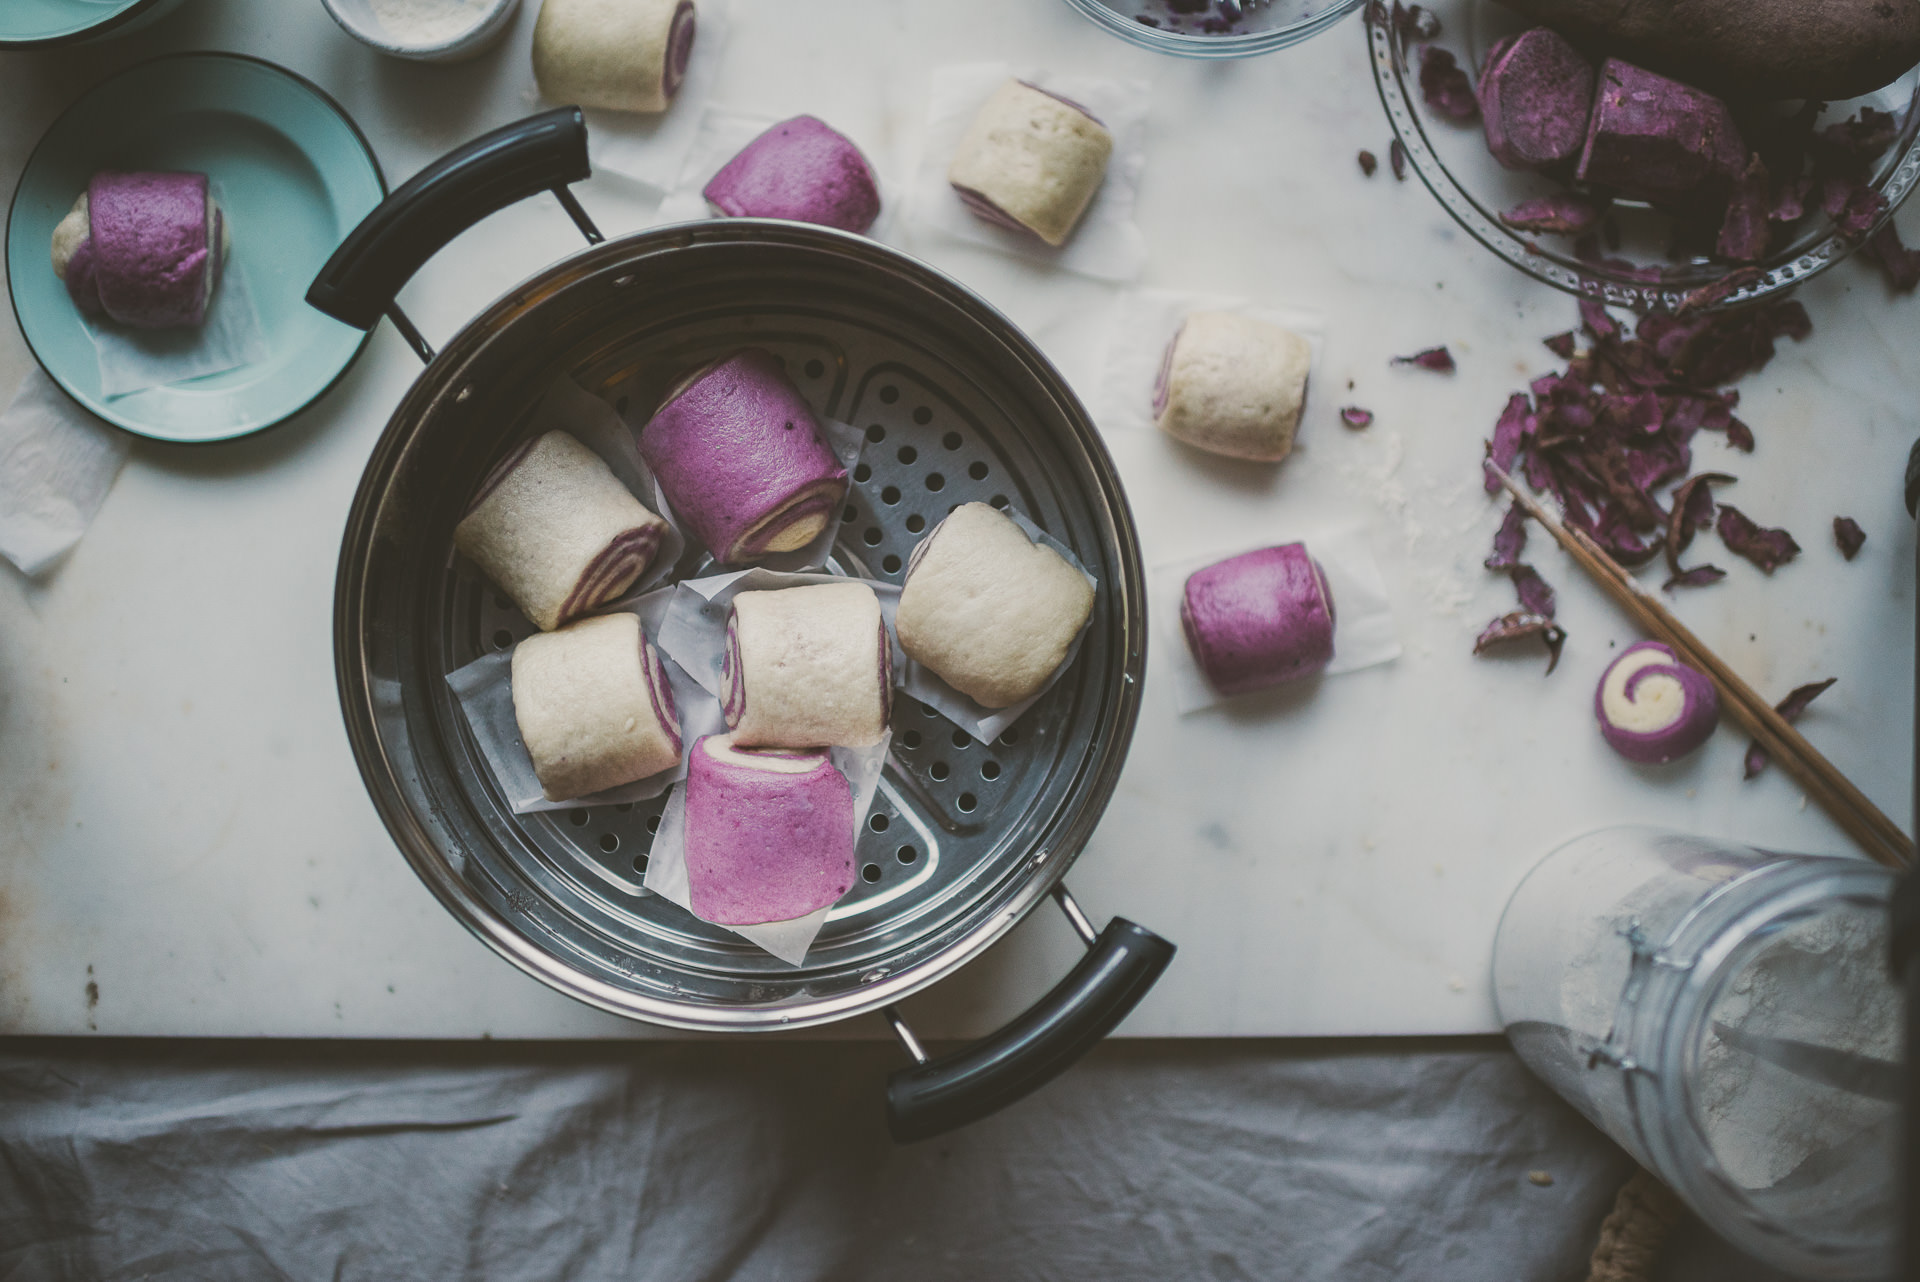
[305,108,600,363]
[884,885,1175,1143]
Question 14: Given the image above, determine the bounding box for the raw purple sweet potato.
[1487,0,1920,101]
[1864,222,1920,291]
[1576,59,1746,206]
[1478,27,1595,170]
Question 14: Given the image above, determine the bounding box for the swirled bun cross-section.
[511,613,682,801]
[947,80,1112,247]
[532,0,695,115]
[455,430,669,632]
[895,502,1094,709]
[1594,640,1719,764]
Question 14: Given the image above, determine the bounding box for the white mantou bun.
[895,502,1094,709]
[946,80,1113,247]
[1154,311,1311,463]
[724,581,890,748]
[532,0,694,115]
[511,612,682,801]
[454,429,670,632]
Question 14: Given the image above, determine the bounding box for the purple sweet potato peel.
[1743,678,1837,780]
[1475,300,1814,668]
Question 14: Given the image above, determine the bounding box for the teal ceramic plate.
[0,0,182,48]
[6,53,386,442]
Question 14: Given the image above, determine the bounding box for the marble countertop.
[0,0,1912,1039]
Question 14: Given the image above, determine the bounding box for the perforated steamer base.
[339,222,1144,1031]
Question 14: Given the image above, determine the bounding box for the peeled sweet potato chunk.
[1479,27,1595,169]
[1577,59,1745,206]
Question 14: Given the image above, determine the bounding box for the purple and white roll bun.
[454,429,670,632]
[532,0,695,115]
[50,171,228,329]
[683,733,855,926]
[946,80,1113,248]
[702,116,882,234]
[510,613,682,801]
[723,582,890,749]
[895,502,1095,710]
[1154,312,1313,464]
[638,348,848,565]
[1594,641,1719,764]
[1181,544,1336,696]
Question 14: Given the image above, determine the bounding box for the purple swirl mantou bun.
[638,348,848,564]
[1180,543,1336,696]
[531,0,694,115]
[683,733,855,926]
[1594,641,1719,765]
[454,430,670,632]
[946,80,1113,248]
[703,116,882,234]
[510,613,683,802]
[721,582,890,748]
[53,171,223,329]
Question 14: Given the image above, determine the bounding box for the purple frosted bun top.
[1181,543,1335,696]
[638,347,848,564]
[664,0,696,99]
[703,115,882,235]
[683,734,855,926]
[86,171,215,329]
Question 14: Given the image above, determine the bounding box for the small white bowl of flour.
[322,0,521,62]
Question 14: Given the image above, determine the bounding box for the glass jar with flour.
[1494,827,1900,1280]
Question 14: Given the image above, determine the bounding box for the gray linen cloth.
[0,1039,1788,1281]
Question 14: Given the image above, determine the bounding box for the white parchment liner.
[905,62,1150,282]
[1151,525,1401,716]
[445,586,727,813]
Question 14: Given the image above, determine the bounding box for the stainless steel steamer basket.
[310,112,1172,1140]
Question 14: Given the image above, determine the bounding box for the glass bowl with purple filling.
[1061,0,1366,59]
[1370,0,1920,310]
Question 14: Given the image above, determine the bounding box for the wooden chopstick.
[1486,464,1915,871]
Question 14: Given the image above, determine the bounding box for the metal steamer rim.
[335,218,1148,1033]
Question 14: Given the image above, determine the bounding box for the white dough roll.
[723,582,890,749]
[895,502,1095,710]
[947,80,1113,247]
[1153,311,1311,463]
[532,0,696,115]
[511,612,683,801]
[454,430,669,632]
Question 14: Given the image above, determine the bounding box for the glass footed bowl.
[1370,0,1920,310]
[1062,0,1367,59]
